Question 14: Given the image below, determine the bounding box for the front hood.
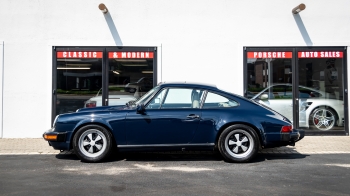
[77,105,127,113]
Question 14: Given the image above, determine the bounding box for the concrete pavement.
[0,136,350,155]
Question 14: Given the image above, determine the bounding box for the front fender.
[72,118,114,133]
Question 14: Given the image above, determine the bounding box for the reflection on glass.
[298,57,344,132]
[108,56,154,106]
[247,54,294,126]
[246,51,345,133]
[56,55,102,115]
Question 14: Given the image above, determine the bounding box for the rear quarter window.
[203,92,239,108]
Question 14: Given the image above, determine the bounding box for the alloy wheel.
[312,108,335,130]
[224,129,254,159]
[78,129,107,158]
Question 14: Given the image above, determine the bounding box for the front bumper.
[43,129,70,150]
[43,128,67,142]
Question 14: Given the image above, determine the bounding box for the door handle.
[186,114,200,119]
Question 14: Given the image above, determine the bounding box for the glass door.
[53,48,104,117]
[246,50,296,122]
[106,47,156,106]
[297,48,346,134]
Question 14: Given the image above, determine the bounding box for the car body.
[44,82,304,163]
[251,83,344,131]
[84,86,137,108]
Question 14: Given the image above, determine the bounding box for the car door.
[125,87,203,145]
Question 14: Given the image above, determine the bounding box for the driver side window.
[146,88,167,109]
[146,88,204,109]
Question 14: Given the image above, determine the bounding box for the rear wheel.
[218,124,259,163]
[73,125,113,162]
[309,107,337,131]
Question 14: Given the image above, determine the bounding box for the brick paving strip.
[0,136,350,155]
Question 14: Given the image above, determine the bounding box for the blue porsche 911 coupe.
[43,82,304,163]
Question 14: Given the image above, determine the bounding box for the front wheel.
[73,125,113,162]
[218,124,259,163]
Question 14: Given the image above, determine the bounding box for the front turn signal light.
[44,134,58,141]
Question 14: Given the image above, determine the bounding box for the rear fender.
[216,121,266,148]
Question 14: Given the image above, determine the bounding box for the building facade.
[0,0,349,138]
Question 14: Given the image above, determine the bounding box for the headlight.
[53,115,59,127]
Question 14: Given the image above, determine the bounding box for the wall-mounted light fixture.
[98,3,108,14]
[292,3,306,14]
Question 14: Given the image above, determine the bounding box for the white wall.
[0,41,3,138]
[0,0,349,137]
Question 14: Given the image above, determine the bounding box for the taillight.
[281,125,293,133]
[85,101,96,108]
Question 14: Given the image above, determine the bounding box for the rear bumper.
[280,129,305,146]
[281,129,304,141]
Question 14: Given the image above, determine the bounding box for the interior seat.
[191,91,200,108]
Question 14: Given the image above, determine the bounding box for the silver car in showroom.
[251,84,344,131]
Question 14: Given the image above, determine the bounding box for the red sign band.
[108,52,154,59]
[247,52,292,59]
[298,51,343,58]
[57,52,103,58]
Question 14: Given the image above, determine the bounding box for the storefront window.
[298,51,344,132]
[245,48,347,135]
[53,48,156,118]
[107,51,154,106]
[246,51,295,123]
[55,51,103,115]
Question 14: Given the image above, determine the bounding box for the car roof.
[158,81,218,90]
[267,83,323,92]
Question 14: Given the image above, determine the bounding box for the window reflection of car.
[124,77,153,94]
[245,91,256,99]
[251,84,344,131]
[84,86,137,108]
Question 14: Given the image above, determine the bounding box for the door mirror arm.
[136,103,146,114]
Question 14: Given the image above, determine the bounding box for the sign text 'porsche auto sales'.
[298,51,343,58]
[247,52,292,58]
[108,52,154,59]
[57,52,103,58]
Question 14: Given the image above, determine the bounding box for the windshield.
[134,85,160,105]
[136,77,145,83]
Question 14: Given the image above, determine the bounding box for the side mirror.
[136,103,146,114]
[260,93,269,100]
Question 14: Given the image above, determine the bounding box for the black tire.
[309,106,337,131]
[73,125,113,163]
[218,124,259,163]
